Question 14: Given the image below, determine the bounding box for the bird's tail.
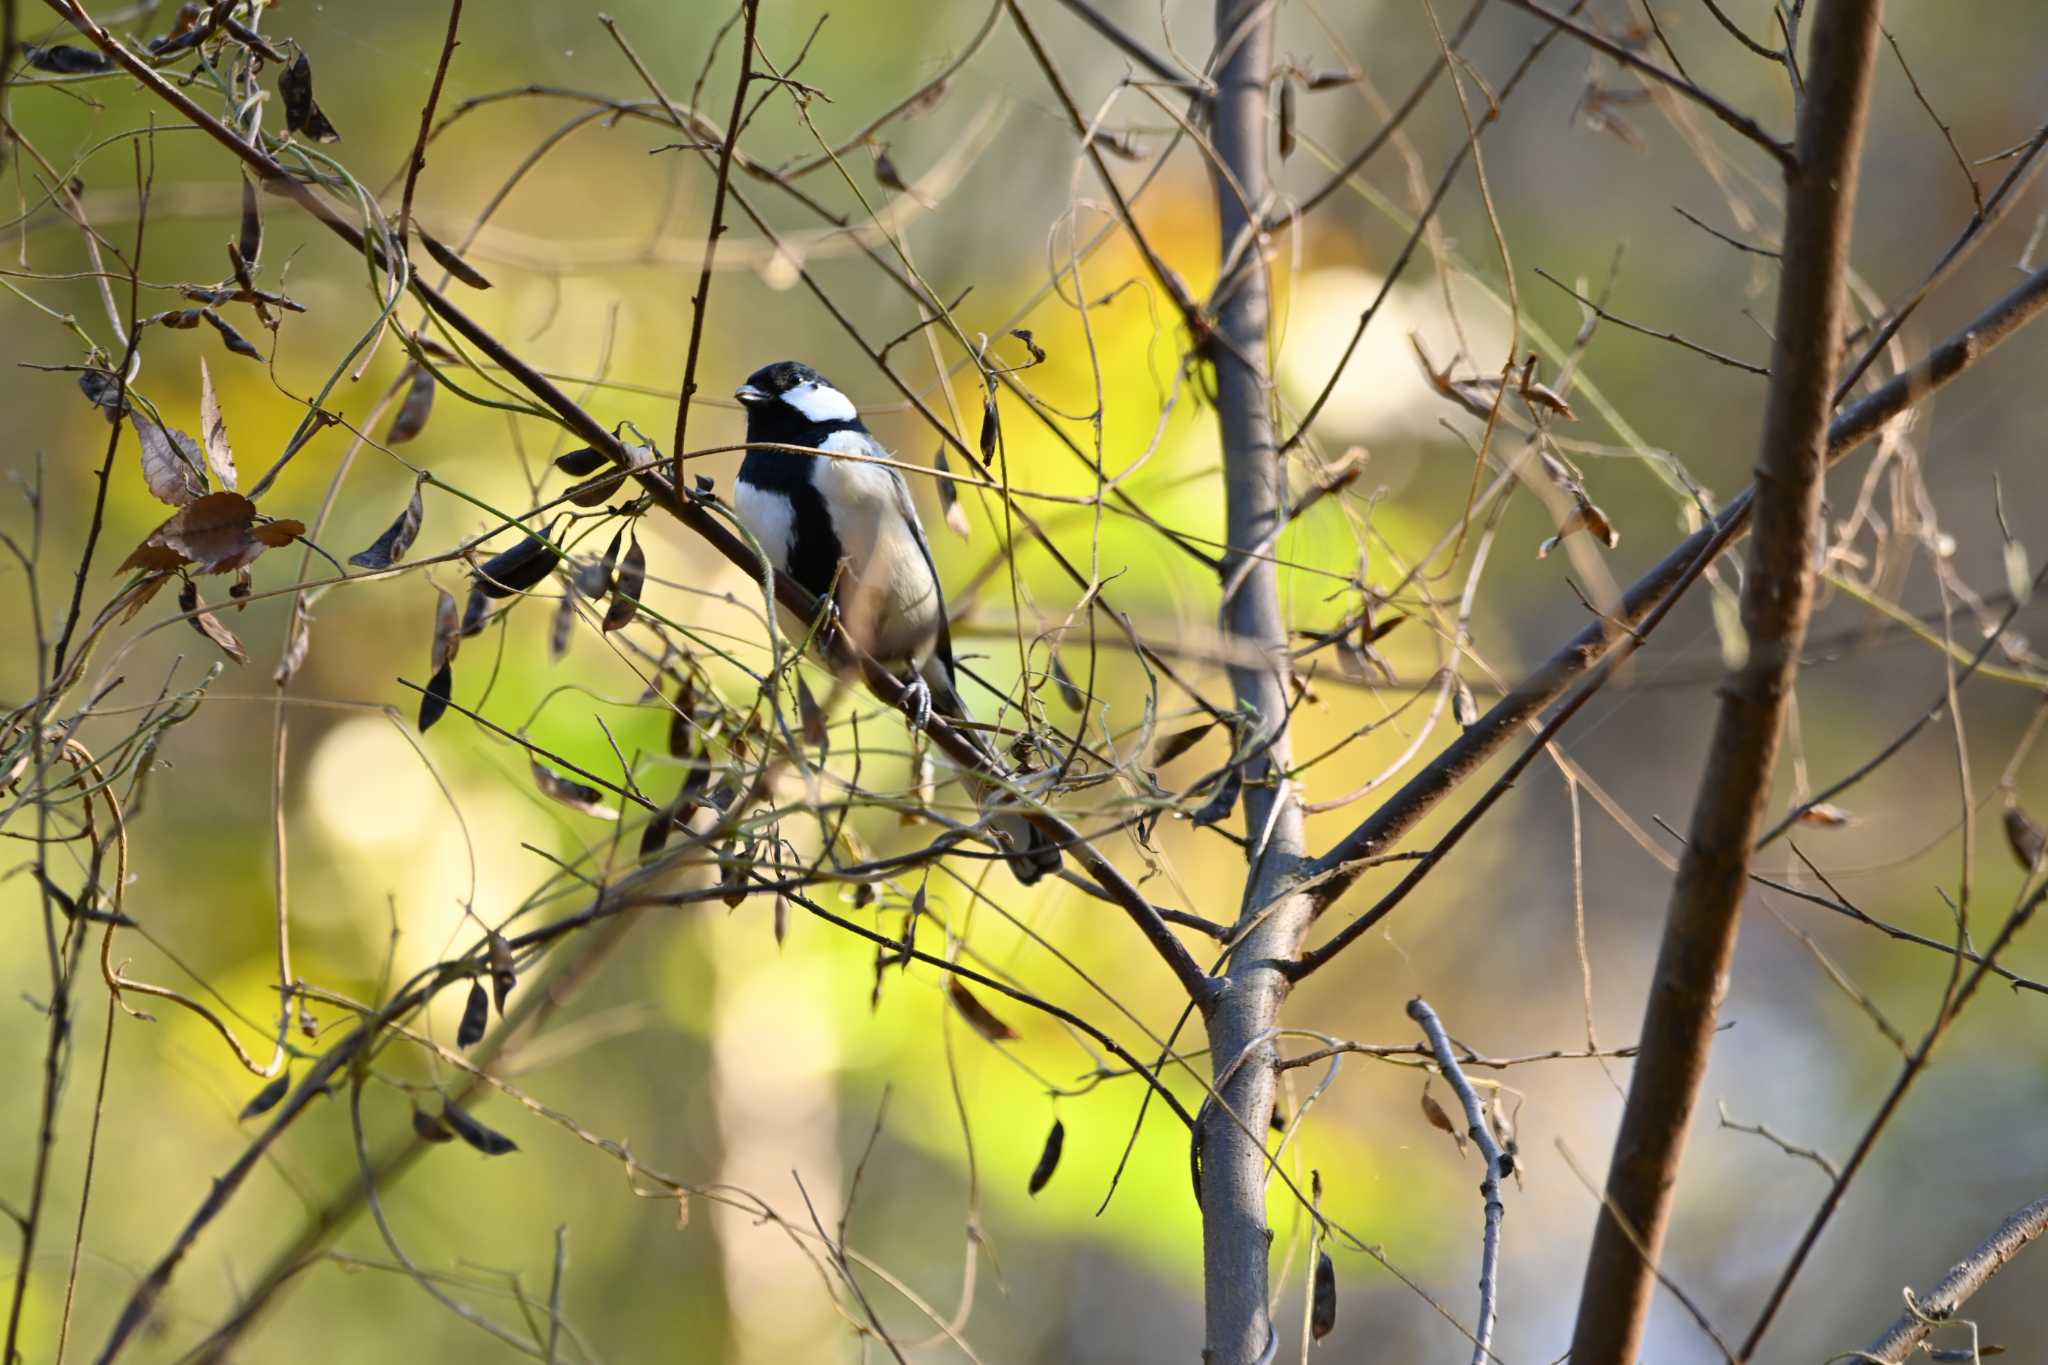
[923,661,1062,886]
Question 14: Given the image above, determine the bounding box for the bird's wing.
[870,441,962,698]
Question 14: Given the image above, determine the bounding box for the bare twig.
[1408,998,1509,1365]
[1856,1197,2048,1363]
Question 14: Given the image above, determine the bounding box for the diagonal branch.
[38,0,1215,1010]
[1856,1196,2048,1363]
[1298,255,2048,926]
[1569,6,1885,1361]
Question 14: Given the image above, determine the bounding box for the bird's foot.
[899,675,933,733]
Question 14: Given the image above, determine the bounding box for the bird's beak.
[734,384,769,406]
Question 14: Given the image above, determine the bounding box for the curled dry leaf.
[132,412,207,506]
[1311,1250,1338,1341]
[529,760,618,820]
[1419,1084,1466,1155]
[441,1101,517,1156]
[387,364,436,444]
[603,535,645,633]
[1028,1117,1065,1196]
[349,479,426,570]
[1453,676,1478,727]
[197,358,237,491]
[178,579,247,664]
[796,674,829,748]
[238,1073,290,1122]
[1794,801,1853,828]
[120,491,302,576]
[457,980,488,1048]
[948,979,1019,1042]
[1010,328,1046,365]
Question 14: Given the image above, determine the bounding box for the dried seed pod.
[238,175,264,267]
[554,447,608,476]
[238,1072,290,1121]
[2006,803,2046,870]
[474,526,561,598]
[1311,1250,1337,1341]
[603,535,645,632]
[411,1105,455,1143]
[349,480,426,570]
[457,980,488,1047]
[279,51,341,142]
[488,933,517,1014]
[1028,1118,1065,1196]
[387,364,436,444]
[418,661,454,733]
[948,979,1018,1041]
[418,228,492,289]
[442,1101,517,1155]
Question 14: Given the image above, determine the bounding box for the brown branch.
[396,0,464,253]
[669,0,755,487]
[1856,1197,2048,1363]
[1568,7,1884,1362]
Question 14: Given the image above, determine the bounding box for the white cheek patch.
[784,380,858,424]
[732,480,796,573]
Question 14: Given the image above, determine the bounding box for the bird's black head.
[735,361,862,448]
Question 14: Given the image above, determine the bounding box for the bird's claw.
[900,676,933,733]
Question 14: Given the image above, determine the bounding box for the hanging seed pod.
[441,1101,517,1155]
[418,661,454,733]
[488,932,517,1013]
[278,51,341,142]
[1311,1250,1337,1341]
[238,1072,291,1121]
[603,535,645,632]
[349,480,426,569]
[473,525,561,597]
[1028,1118,1065,1196]
[238,175,264,267]
[555,447,607,476]
[456,980,488,1047]
[411,1105,455,1143]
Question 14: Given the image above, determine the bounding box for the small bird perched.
[733,360,1061,885]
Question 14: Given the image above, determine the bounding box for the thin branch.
[670,0,756,487]
[397,0,466,252]
[1535,265,1770,374]
[1494,0,1793,166]
[1408,998,1509,1365]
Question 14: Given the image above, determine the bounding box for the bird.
[732,359,1062,885]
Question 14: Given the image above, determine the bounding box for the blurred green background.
[4,0,2048,1360]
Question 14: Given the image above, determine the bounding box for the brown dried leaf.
[1419,1083,1464,1154]
[796,675,828,748]
[132,412,207,506]
[197,358,237,491]
[124,491,273,575]
[1795,801,1853,829]
[179,579,247,664]
[948,979,1018,1042]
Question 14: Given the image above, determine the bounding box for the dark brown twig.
[397,0,465,252]
[670,0,756,488]
[1535,265,1769,374]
